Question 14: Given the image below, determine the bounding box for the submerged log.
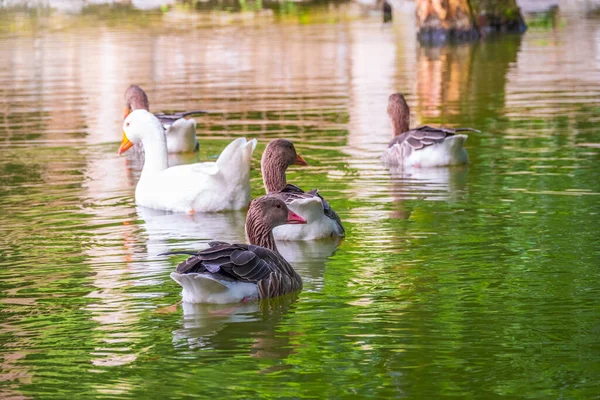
[416,0,527,44]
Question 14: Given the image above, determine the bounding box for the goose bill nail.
[295,154,308,166]
[286,210,307,224]
[118,133,134,155]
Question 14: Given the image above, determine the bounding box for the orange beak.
[123,106,131,119]
[118,132,134,155]
[295,154,308,166]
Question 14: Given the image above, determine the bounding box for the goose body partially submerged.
[382,93,478,167]
[261,139,345,240]
[168,196,306,304]
[124,85,206,153]
[119,109,256,213]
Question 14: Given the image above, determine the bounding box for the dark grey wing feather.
[454,128,481,133]
[208,241,230,248]
[406,136,425,149]
[388,132,409,148]
[318,193,345,236]
[170,242,302,299]
[230,249,257,266]
[154,110,209,125]
[388,125,477,152]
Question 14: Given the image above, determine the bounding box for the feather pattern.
[260,139,345,239]
[155,110,209,127]
[170,241,302,300]
[384,126,477,167]
[388,125,478,150]
[167,196,305,303]
[384,93,478,167]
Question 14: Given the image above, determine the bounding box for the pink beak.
[286,210,307,224]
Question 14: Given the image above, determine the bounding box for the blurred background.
[0,0,599,399]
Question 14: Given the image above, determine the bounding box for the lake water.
[0,4,599,399]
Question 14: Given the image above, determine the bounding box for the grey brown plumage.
[125,85,209,121]
[384,93,478,167]
[389,125,479,154]
[166,196,305,302]
[155,110,209,126]
[261,139,345,238]
[173,241,302,299]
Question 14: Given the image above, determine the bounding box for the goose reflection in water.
[137,205,341,288]
[173,294,299,362]
[276,237,341,292]
[386,165,469,219]
[136,206,247,257]
[168,238,338,355]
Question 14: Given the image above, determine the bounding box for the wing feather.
[169,242,302,298]
[388,125,477,151]
[155,110,209,125]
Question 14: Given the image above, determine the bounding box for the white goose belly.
[171,272,258,304]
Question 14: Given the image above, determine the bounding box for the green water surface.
[0,4,599,399]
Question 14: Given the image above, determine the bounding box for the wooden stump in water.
[416,0,478,43]
[416,0,527,44]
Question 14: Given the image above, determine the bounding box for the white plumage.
[122,109,256,213]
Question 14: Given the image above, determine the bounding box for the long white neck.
[140,128,168,182]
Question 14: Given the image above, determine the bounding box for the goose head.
[260,139,308,193]
[124,84,150,119]
[118,109,165,155]
[388,93,410,136]
[246,196,306,250]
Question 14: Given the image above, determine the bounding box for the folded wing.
[172,241,301,298]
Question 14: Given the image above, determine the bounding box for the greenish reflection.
[0,4,599,400]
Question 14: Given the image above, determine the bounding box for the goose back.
[384,125,476,167]
[277,184,345,237]
[155,110,209,127]
[388,125,476,149]
[174,241,302,299]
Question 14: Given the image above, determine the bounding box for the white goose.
[119,109,256,213]
[381,93,478,167]
[261,139,345,240]
[124,85,207,153]
[167,196,306,304]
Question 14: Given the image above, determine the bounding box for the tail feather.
[245,138,257,153]
[216,138,246,169]
[170,272,257,304]
[171,272,229,303]
[214,138,256,184]
[288,197,324,219]
[178,110,210,117]
[445,134,467,150]
[159,251,198,256]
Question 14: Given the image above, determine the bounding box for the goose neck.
[139,131,168,181]
[261,156,288,193]
[245,213,278,253]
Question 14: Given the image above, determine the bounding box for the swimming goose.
[124,85,207,153]
[261,139,345,240]
[119,109,256,213]
[382,93,478,167]
[167,196,306,304]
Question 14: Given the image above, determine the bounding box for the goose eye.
[126,122,130,127]
[277,204,281,209]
